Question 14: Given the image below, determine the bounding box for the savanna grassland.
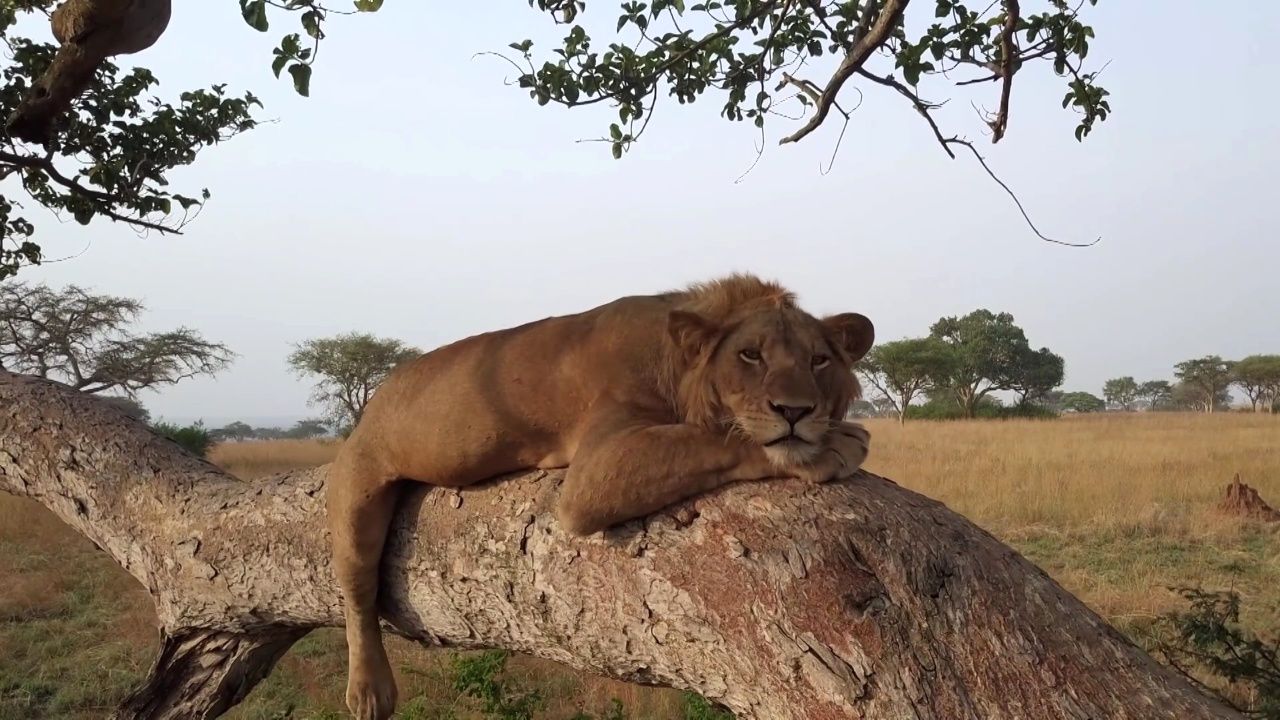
[2,412,1278,719]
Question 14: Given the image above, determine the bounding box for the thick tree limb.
[989,0,1020,142]
[7,0,172,144]
[0,370,1237,719]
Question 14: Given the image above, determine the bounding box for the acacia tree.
[1007,345,1064,407]
[211,420,256,442]
[926,309,1030,418]
[1058,390,1103,413]
[288,332,419,429]
[286,418,331,439]
[1138,379,1172,411]
[1232,355,1280,413]
[1102,376,1138,411]
[857,337,950,423]
[0,281,232,394]
[1174,356,1235,414]
[1,0,1111,279]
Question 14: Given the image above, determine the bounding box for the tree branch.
[0,370,1236,719]
[779,0,908,145]
[989,0,1019,143]
[0,149,182,235]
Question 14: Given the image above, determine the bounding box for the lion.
[326,273,875,719]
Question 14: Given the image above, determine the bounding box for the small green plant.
[1156,587,1280,718]
[450,651,542,720]
[149,420,213,458]
[681,691,734,720]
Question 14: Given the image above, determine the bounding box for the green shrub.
[149,421,213,458]
[905,398,1057,421]
[450,651,542,720]
[1156,587,1280,718]
[681,692,734,720]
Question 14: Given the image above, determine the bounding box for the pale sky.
[11,2,1280,425]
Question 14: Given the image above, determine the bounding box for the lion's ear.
[667,310,719,360]
[823,313,875,362]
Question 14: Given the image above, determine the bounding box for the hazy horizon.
[9,1,1278,422]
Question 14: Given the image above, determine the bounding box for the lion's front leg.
[555,405,780,536]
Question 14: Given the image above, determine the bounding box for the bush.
[450,651,543,720]
[905,398,1058,421]
[149,421,213,458]
[681,691,735,720]
[431,650,734,720]
[1156,587,1280,718]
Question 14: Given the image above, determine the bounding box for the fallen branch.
[0,370,1236,719]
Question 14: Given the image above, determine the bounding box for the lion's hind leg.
[326,448,401,720]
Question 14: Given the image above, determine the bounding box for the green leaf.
[353,0,384,11]
[271,54,288,78]
[241,0,269,32]
[611,142,623,159]
[302,10,323,39]
[288,63,312,97]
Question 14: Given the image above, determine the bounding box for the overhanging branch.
[778,0,909,145]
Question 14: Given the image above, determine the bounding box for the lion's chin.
[762,437,822,469]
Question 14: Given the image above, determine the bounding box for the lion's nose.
[770,403,814,426]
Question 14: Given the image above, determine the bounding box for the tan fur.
[326,273,875,719]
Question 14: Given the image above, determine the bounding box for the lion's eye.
[739,349,762,363]
[812,354,830,369]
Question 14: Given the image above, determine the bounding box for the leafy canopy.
[287,331,419,429]
[2,0,1111,279]
[0,0,385,280]
[510,0,1109,159]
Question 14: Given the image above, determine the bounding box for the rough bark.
[0,371,1238,719]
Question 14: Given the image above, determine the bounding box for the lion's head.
[665,275,874,468]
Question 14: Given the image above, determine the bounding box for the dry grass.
[209,438,340,480]
[3,412,1279,718]
[864,412,1280,631]
[865,412,1280,533]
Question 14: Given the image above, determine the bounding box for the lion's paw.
[346,656,398,720]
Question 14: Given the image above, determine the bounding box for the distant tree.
[285,418,331,439]
[1137,380,1174,411]
[1008,346,1065,407]
[1232,355,1280,413]
[253,426,288,441]
[844,399,878,419]
[858,338,951,424]
[1174,356,1235,413]
[1170,381,1232,414]
[1103,376,1140,411]
[1059,391,1105,414]
[288,332,420,429]
[0,283,233,396]
[1035,390,1066,413]
[869,396,897,418]
[211,421,256,443]
[97,395,151,423]
[927,310,1037,418]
